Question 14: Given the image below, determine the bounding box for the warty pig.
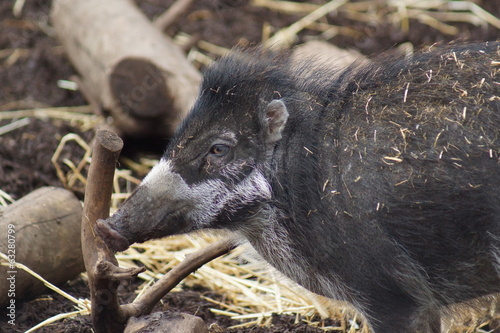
[97,41,500,332]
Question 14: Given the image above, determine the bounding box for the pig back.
[314,41,500,303]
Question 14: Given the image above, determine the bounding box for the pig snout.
[95,219,130,252]
[95,170,194,252]
[94,188,153,252]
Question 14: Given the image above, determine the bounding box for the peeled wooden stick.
[82,130,144,333]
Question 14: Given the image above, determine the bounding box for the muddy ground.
[0,0,498,332]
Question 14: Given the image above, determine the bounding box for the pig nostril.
[95,219,130,252]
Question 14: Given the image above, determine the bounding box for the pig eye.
[209,144,230,157]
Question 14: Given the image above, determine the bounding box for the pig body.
[98,42,500,332]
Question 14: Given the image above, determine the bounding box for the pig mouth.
[95,219,131,252]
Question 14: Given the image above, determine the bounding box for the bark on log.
[0,186,84,307]
[292,40,366,68]
[124,312,208,333]
[51,0,201,138]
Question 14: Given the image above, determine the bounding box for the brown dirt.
[0,0,498,332]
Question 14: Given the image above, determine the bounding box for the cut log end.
[96,129,124,153]
[110,58,170,119]
[51,0,201,138]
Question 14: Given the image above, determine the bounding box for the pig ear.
[264,99,289,144]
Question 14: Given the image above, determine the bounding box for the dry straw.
[0,252,91,333]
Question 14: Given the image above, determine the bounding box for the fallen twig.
[154,0,195,31]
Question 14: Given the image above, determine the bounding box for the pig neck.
[237,203,361,307]
[238,97,367,305]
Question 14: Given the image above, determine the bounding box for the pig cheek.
[140,211,192,241]
[188,170,272,230]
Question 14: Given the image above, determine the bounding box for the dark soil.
[0,0,498,332]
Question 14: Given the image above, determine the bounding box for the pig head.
[96,98,288,252]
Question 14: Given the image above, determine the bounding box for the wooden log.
[0,186,84,307]
[50,0,201,138]
[292,40,366,68]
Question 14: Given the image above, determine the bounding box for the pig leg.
[365,292,440,333]
[369,308,440,333]
[411,308,441,333]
